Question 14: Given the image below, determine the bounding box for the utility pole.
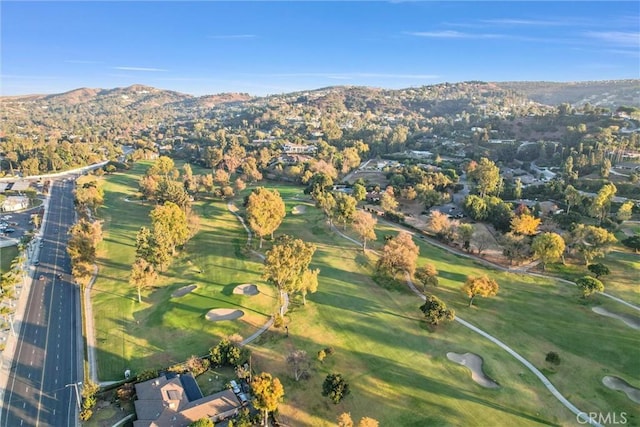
[65,382,82,410]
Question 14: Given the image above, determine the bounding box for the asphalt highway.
[1,180,82,426]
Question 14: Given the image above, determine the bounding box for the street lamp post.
[65,382,82,410]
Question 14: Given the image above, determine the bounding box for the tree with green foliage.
[501,232,531,265]
[263,235,317,314]
[322,373,350,404]
[333,193,357,230]
[252,373,284,427]
[457,223,474,252]
[617,201,634,221]
[148,156,175,177]
[129,258,157,303]
[377,231,419,276]
[294,268,320,305]
[532,232,565,270]
[380,186,398,212]
[415,264,438,289]
[74,175,104,212]
[306,173,333,199]
[588,183,616,224]
[352,182,367,202]
[463,195,488,221]
[150,201,189,256]
[189,418,214,427]
[420,295,455,326]
[545,352,561,366]
[351,210,377,251]
[576,276,604,298]
[468,157,500,197]
[210,337,249,367]
[462,275,499,307]
[246,187,286,248]
[570,225,617,265]
[621,235,640,252]
[564,185,582,215]
[316,191,336,225]
[587,263,610,279]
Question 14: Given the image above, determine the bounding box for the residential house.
[134,373,242,427]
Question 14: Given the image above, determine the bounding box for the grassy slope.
[92,162,276,379]
[0,245,18,274]
[92,170,638,425]
[243,189,638,426]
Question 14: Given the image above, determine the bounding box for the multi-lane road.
[1,179,83,426]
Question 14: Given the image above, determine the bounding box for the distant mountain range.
[1,80,637,141]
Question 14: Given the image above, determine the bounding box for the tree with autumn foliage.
[376,231,419,276]
[462,275,499,307]
[351,210,377,251]
[251,372,284,427]
[510,213,541,236]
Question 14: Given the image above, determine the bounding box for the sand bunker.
[291,205,307,215]
[233,284,259,296]
[447,352,499,388]
[205,309,244,321]
[171,284,197,298]
[602,376,640,404]
[592,307,640,330]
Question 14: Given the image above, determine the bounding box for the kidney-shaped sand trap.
[592,307,640,330]
[603,376,640,404]
[233,284,259,296]
[171,284,197,298]
[447,352,499,388]
[205,309,244,322]
[291,205,307,215]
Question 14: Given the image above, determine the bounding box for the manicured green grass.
[0,244,18,274]
[544,247,640,306]
[238,186,638,426]
[92,162,277,379]
[91,172,638,425]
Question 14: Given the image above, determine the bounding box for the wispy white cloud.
[113,66,168,72]
[480,18,567,26]
[584,31,640,47]
[208,34,256,40]
[405,30,502,39]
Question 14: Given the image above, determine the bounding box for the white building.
[1,196,29,212]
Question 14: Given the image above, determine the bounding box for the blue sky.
[1,1,638,96]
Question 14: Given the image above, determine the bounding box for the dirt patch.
[291,205,307,215]
[205,309,244,321]
[233,284,259,296]
[592,307,640,330]
[171,284,197,298]
[602,376,640,404]
[446,352,499,388]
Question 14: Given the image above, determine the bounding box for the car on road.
[57,273,63,280]
[39,275,44,280]
[4,228,16,233]
[34,260,39,266]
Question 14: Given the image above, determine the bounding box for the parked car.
[237,393,249,405]
[229,380,241,394]
[5,228,16,233]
